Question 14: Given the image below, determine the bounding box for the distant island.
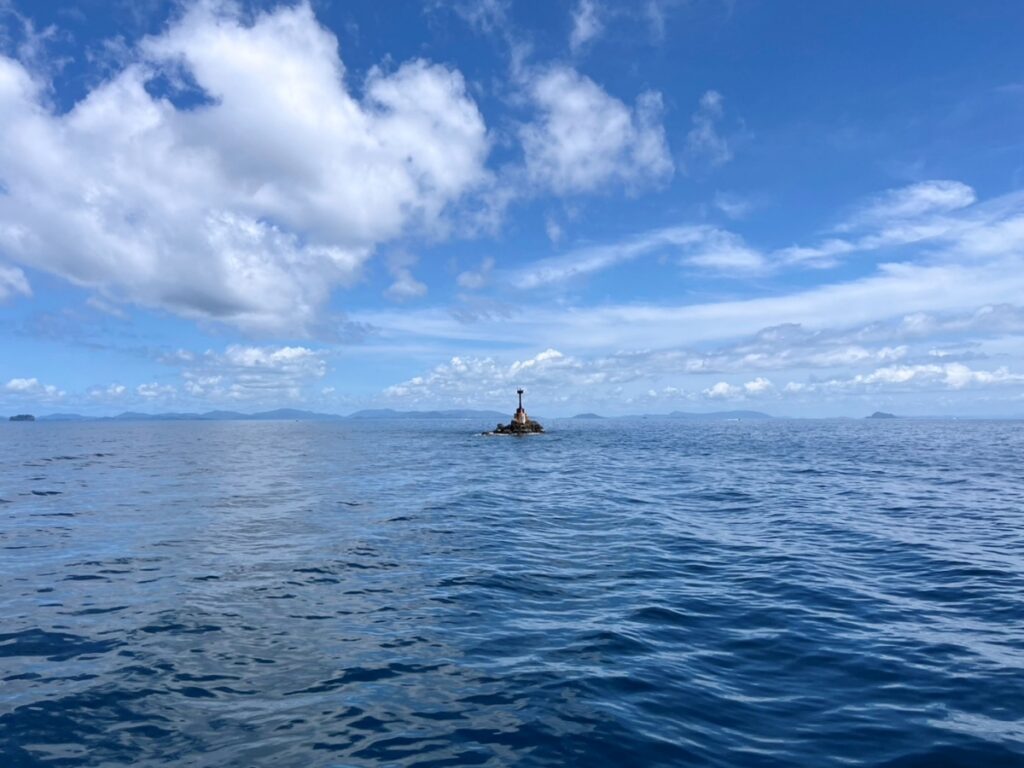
[866,411,898,420]
[9,414,35,422]
[571,413,604,420]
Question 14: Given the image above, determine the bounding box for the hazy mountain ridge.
[346,409,508,421]
[33,408,507,422]
[27,408,773,422]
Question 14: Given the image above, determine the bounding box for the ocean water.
[2,418,1023,767]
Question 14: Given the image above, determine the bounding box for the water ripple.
[1,418,1023,766]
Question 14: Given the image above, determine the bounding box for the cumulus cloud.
[686,90,732,168]
[5,376,64,399]
[5,377,39,392]
[137,382,176,399]
[0,1,489,333]
[702,377,774,400]
[520,66,672,195]
[90,383,127,399]
[703,381,740,399]
[570,0,603,53]
[177,344,328,401]
[384,348,584,405]
[743,376,774,394]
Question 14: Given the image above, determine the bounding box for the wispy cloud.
[457,256,496,290]
[0,263,30,300]
[686,90,733,168]
[357,250,1024,356]
[385,253,427,302]
[786,362,1024,395]
[569,0,603,53]
[838,179,977,231]
[502,224,764,289]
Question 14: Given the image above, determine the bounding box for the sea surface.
[1,418,1023,767]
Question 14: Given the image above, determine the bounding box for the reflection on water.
[2,419,1023,766]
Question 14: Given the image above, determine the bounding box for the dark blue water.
[2,418,1023,767]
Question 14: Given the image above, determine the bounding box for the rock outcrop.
[486,389,544,435]
[490,418,544,435]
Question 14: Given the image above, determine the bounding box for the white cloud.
[0,2,64,79]
[520,66,672,194]
[703,381,740,399]
[776,180,998,270]
[220,345,324,371]
[4,377,64,399]
[504,224,763,289]
[456,256,495,290]
[137,382,176,399]
[175,344,328,402]
[0,263,30,300]
[713,191,752,220]
[686,90,732,167]
[840,180,976,230]
[644,0,683,42]
[487,180,1013,285]
[385,253,427,302]
[358,254,1024,355]
[384,347,582,405]
[385,268,427,301]
[83,383,129,402]
[744,376,773,394]
[684,228,765,272]
[702,377,773,400]
[570,0,603,53]
[0,1,489,333]
[439,0,509,34]
[371,296,1024,410]
[6,377,38,392]
[545,216,564,244]
[785,362,1024,395]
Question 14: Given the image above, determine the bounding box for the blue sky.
[2,0,1024,417]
